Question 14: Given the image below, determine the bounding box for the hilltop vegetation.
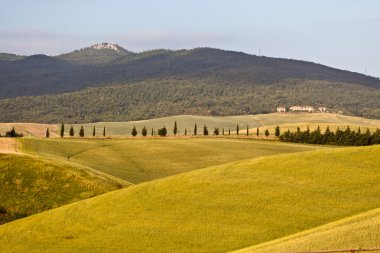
[1,78,380,123]
[0,145,379,252]
[0,153,122,224]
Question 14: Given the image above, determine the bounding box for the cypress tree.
[151,128,154,136]
[246,125,249,136]
[265,129,269,137]
[203,125,208,136]
[228,129,231,135]
[185,128,187,136]
[93,126,96,137]
[194,123,197,136]
[60,123,65,138]
[103,126,106,137]
[69,126,74,137]
[275,125,280,137]
[142,126,147,136]
[222,128,225,135]
[173,121,178,135]
[214,128,219,136]
[236,124,239,135]
[256,127,259,136]
[79,126,84,137]
[45,128,50,138]
[131,126,137,136]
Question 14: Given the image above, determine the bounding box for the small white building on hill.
[277,107,286,113]
[290,106,314,112]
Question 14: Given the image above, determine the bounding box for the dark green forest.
[0,78,379,123]
[279,126,380,146]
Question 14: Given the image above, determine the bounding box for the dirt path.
[0,138,21,154]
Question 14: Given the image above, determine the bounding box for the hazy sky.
[0,0,379,77]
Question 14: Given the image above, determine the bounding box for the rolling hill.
[0,145,379,252]
[232,207,380,253]
[20,138,323,184]
[1,44,380,123]
[0,152,123,224]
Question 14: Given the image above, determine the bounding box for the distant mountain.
[0,44,380,122]
[0,46,379,99]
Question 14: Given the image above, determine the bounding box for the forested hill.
[0,45,379,99]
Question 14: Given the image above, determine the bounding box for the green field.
[20,138,323,184]
[233,207,380,253]
[0,153,121,224]
[1,145,379,252]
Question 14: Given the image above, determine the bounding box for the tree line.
[279,126,380,146]
[55,121,274,138]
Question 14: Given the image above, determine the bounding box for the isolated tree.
[256,127,259,136]
[79,126,85,137]
[60,123,65,138]
[93,126,96,137]
[275,125,280,137]
[246,125,249,136]
[222,128,225,135]
[69,126,74,137]
[103,126,106,137]
[265,129,269,137]
[203,125,208,136]
[194,123,197,136]
[131,126,137,136]
[142,126,147,136]
[228,129,231,136]
[158,126,167,137]
[173,121,178,135]
[45,128,50,138]
[185,128,187,136]
[151,128,154,136]
[6,127,17,137]
[236,124,239,135]
[214,128,219,136]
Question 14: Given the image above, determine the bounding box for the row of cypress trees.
[129,121,272,137]
[279,126,380,146]
[55,124,106,138]
[55,122,274,138]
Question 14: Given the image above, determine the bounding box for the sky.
[0,0,379,77]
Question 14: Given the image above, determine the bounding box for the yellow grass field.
[0,145,379,252]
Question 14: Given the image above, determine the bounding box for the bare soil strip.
[0,138,20,154]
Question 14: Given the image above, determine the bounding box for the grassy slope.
[232,207,380,253]
[1,145,379,252]
[21,138,323,184]
[0,153,122,224]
